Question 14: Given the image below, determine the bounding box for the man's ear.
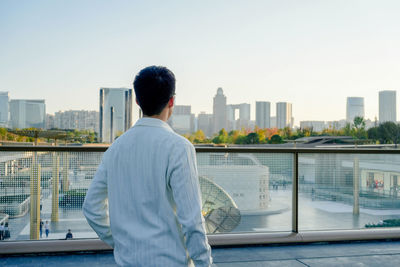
[168,97,174,108]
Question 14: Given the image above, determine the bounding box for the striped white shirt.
[83,117,212,267]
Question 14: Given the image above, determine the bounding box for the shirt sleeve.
[168,141,212,267]
[83,157,114,248]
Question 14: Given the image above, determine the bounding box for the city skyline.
[1,1,400,123]
[1,88,399,132]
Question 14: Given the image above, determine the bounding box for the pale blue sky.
[1,0,400,124]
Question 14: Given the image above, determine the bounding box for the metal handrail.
[1,145,400,154]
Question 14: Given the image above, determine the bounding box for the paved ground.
[2,240,400,266]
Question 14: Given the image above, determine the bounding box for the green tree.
[352,116,367,139]
[377,122,400,144]
[245,132,260,144]
[269,134,284,144]
[212,128,228,144]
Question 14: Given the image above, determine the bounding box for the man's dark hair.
[133,66,176,116]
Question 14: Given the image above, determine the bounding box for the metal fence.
[1,145,400,253]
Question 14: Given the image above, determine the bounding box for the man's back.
[83,118,211,267]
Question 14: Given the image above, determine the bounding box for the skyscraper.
[197,112,213,137]
[99,88,136,143]
[346,97,364,122]
[213,87,227,133]
[255,101,271,128]
[379,90,396,123]
[9,99,46,129]
[168,105,194,134]
[276,102,292,129]
[227,103,251,130]
[54,110,99,132]
[0,91,9,127]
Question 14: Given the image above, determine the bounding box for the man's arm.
[168,141,212,267]
[83,159,114,247]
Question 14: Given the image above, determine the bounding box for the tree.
[353,116,366,130]
[245,132,260,144]
[212,128,228,144]
[193,130,206,143]
[269,134,284,144]
[367,127,379,142]
[378,122,399,144]
[352,116,367,139]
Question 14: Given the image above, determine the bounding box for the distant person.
[83,66,212,266]
[3,222,10,239]
[0,223,4,240]
[65,229,73,240]
[40,219,43,238]
[44,221,50,238]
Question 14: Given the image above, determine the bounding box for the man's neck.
[144,110,170,122]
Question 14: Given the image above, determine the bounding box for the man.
[40,219,43,238]
[44,221,50,238]
[83,66,212,267]
[65,229,73,240]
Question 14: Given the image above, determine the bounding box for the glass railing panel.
[197,152,293,233]
[298,153,400,231]
[1,149,293,241]
[0,151,103,241]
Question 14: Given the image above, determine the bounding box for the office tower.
[255,101,271,128]
[270,116,276,128]
[197,112,213,137]
[54,110,99,132]
[276,102,292,129]
[300,121,326,132]
[9,99,46,129]
[99,88,136,143]
[0,91,9,127]
[346,97,364,122]
[226,103,251,131]
[46,114,55,129]
[238,103,250,129]
[379,90,396,123]
[213,87,227,134]
[168,105,194,135]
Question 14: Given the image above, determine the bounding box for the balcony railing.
[1,146,400,254]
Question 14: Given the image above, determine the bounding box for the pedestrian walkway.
[2,240,400,266]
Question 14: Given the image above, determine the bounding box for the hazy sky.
[1,0,400,124]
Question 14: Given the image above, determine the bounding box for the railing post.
[62,152,69,192]
[292,152,299,233]
[30,152,41,240]
[51,152,59,222]
[353,156,360,215]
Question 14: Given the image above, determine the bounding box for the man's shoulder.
[168,130,194,148]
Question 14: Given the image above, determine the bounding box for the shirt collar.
[133,117,174,132]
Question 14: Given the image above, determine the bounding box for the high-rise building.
[0,91,9,127]
[270,116,277,128]
[197,112,213,137]
[276,102,292,129]
[168,105,194,135]
[9,99,46,129]
[213,87,227,134]
[54,110,99,132]
[255,101,271,128]
[227,103,251,131]
[346,97,364,123]
[379,90,396,123]
[300,121,326,132]
[99,88,138,143]
[46,114,55,129]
